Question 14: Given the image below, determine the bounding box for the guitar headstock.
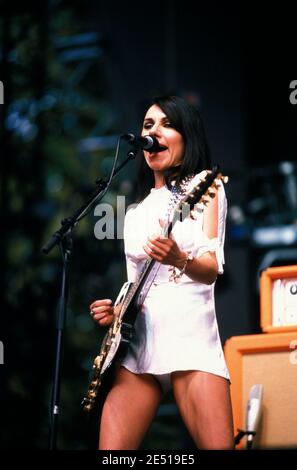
[172,165,228,223]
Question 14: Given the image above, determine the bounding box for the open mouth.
[148,145,168,154]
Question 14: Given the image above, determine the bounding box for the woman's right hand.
[89,299,114,327]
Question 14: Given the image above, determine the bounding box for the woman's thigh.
[99,366,163,450]
[172,370,234,449]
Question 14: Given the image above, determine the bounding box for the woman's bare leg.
[99,367,163,450]
[172,370,234,449]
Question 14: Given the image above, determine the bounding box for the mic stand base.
[234,428,256,450]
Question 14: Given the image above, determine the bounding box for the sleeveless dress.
[121,171,230,381]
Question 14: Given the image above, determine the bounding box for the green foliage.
[1,2,183,450]
[1,2,127,450]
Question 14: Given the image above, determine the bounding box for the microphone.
[245,384,263,449]
[122,133,167,153]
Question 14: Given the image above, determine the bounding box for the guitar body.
[82,282,139,412]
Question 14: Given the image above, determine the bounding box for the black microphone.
[122,133,167,153]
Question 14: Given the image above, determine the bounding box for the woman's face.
[141,104,184,172]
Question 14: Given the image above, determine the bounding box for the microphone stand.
[43,146,137,450]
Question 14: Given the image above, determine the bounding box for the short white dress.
[121,171,230,383]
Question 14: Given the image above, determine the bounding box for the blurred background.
[1,0,296,449]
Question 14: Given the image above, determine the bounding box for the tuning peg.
[212,181,221,189]
[207,189,216,198]
[196,203,204,211]
[201,196,209,205]
[219,175,229,183]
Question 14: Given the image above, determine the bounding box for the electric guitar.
[82,165,228,412]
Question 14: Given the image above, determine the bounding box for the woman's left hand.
[143,234,186,269]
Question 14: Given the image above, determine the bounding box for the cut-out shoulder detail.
[196,182,227,274]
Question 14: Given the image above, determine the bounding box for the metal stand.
[43,144,137,449]
[49,234,72,450]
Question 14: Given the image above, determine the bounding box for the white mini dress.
[121,172,230,382]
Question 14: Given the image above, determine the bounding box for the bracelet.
[169,252,194,283]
